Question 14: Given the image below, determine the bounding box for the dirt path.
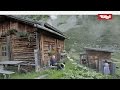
[34,74,48,79]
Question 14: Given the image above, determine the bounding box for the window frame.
[1,45,7,56]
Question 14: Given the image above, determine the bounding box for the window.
[1,45,7,56]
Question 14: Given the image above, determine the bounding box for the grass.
[0,58,76,79]
[0,55,118,79]
[69,52,80,60]
[46,70,64,79]
[6,70,48,79]
[112,52,120,61]
[0,68,49,79]
[42,59,76,79]
[111,52,120,78]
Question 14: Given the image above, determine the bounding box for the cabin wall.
[0,16,65,65]
[0,21,11,61]
[40,33,56,66]
[57,39,64,51]
[86,50,111,61]
[0,18,19,61]
[86,50,111,69]
[0,17,36,62]
[40,32,65,66]
[11,22,36,61]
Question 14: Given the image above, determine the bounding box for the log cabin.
[0,15,66,68]
[80,47,115,74]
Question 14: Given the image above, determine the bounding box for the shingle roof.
[4,15,66,39]
[84,47,114,53]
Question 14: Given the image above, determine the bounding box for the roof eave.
[84,47,114,53]
[36,24,66,39]
[4,15,66,39]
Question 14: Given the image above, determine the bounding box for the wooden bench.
[0,69,15,79]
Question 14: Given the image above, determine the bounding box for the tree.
[26,15,50,21]
[18,15,50,21]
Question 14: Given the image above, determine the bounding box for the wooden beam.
[34,30,41,72]
[9,21,14,61]
[36,31,41,64]
[7,35,12,61]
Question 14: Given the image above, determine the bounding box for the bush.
[16,31,29,38]
[7,29,17,35]
[63,60,112,79]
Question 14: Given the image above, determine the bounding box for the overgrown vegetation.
[7,29,18,35]
[16,31,29,38]
[0,57,114,79]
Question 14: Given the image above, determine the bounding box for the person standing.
[103,60,110,75]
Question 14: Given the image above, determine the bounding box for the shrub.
[7,29,17,35]
[16,31,29,38]
[63,60,112,79]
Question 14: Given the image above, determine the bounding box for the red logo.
[97,14,112,20]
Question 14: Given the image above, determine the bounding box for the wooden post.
[7,36,12,61]
[18,64,21,72]
[80,54,81,64]
[111,62,116,75]
[41,34,44,67]
[34,49,40,72]
[3,74,7,79]
[34,30,41,72]
[86,54,89,67]
[9,21,14,61]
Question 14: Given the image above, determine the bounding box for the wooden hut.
[80,47,115,73]
[0,15,66,68]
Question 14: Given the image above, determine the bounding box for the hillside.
[56,15,120,53]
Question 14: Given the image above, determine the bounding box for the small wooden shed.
[80,47,115,73]
[0,15,66,68]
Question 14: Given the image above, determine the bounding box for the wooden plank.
[0,61,26,65]
[41,34,44,62]
[36,31,40,63]
[12,33,35,61]
[7,36,10,61]
[0,69,15,79]
[0,70,15,74]
[14,59,33,61]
